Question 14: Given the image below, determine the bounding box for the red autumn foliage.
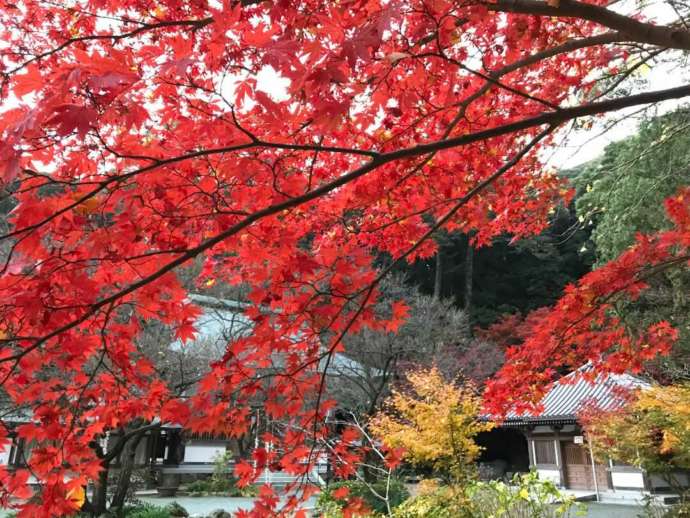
[475,307,552,350]
[484,192,690,416]
[0,0,689,515]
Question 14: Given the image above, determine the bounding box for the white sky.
[546,62,690,170]
[545,1,689,169]
[251,60,690,171]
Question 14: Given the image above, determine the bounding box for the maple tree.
[370,367,491,484]
[584,384,690,495]
[575,108,690,383]
[1,0,690,515]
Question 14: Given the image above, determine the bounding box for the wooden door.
[563,442,592,490]
[562,442,610,491]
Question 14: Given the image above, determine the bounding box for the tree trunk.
[87,466,109,516]
[433,245,443,300]
[464,236,474,315]
[110,432,146,512]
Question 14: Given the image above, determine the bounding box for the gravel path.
[138,495,317,517]
[581,503,643,517]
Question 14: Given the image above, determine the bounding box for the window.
[533,439,556,465]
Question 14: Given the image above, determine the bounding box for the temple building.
[479,366,689,501]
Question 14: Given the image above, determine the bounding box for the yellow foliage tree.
[585,384,690,482]
[370,367,492,484]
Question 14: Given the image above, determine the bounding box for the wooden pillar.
[643,468,652,494]
[522,425,536,468]
[164,429,183,465]
[587,436,600,501]
[552,425,565,488]
[145,429,156,465]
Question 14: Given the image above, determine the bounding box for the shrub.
[392,471,583,518]
[164,501,189,517]
[125,503,172,518]
[122,502,189,518]
[237,484,259,497]
[393,485,469,518]
[465,471,583,518]
[637,498,690,518]
[370,368,492,484]
[662,501,690,518]
[316,478,410,517]
[186,450,259,497]
[187,478,211,495]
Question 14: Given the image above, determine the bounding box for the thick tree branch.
[0,31,629,244]
[496,32,625,75]
[489,0,690,51]
[4,82,690,367]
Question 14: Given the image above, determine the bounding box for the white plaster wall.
[0,446,9,465]
[611,471,645,489]
[533,426,552,434]
[183,442,227,463]
[537,468,561,485]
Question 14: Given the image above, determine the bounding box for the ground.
[0,496,647,516]
[138,495,318,516]
[137,496,640,517]
[583,503,642,517]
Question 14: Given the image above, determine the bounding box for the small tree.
[317,412,410,517]
[584,384,690,497]
[370,367,492,484]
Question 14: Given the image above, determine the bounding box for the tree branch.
[4,82,690,367]
[5,18,214,77]
[489,0,690,51]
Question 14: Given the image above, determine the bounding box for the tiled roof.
[185,293,376,377]
[503,366,650,425]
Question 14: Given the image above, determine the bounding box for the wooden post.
[552,425,565,488]
[587,436,600,502]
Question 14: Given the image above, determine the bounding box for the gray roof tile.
[504,365,649,424]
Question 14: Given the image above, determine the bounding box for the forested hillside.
[575,108,690,382]
[401,106,690,382]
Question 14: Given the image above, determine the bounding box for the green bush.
[393,471,584,518]
[186,478,211,494]
[163,501,189,517]
[125,503,172,518]
[393,486,468,518]
[465,471,584,518]
[636,495,669,518]
[121,501,189,518]
[316,478,410,517]
[187,477,230,494]
[185,451,258,497]
[636,498,690,518]
[237,484,259,497]
[663,501,690,518]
